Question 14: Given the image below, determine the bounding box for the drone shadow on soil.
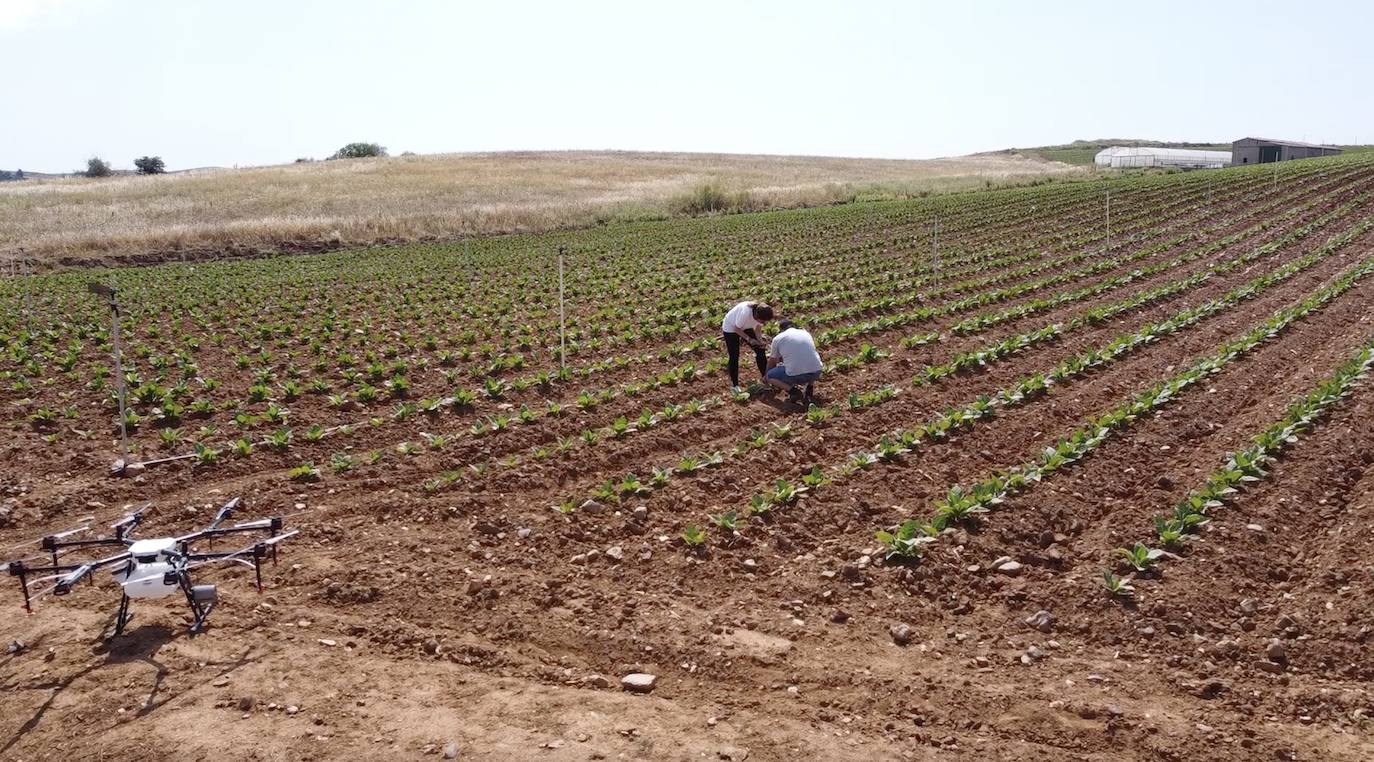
[1,624,257,755]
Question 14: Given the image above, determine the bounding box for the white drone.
[5,497,296,640]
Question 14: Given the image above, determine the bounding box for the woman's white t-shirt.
[721,302,761,334]
[770,328,823,375]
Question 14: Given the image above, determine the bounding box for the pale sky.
[2,0,1370,171]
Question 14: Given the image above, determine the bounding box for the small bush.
[134,156,166,174]
[84,157,112,178]
[329,142,387,160]
[670,182,756,215]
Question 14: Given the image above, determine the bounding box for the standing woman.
[720,301,775,393]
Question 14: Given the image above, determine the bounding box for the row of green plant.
[7,159,1359,470]
[563,211,1372,513]
[878,247,1374,562]
[807,165,1358,356]
[420,394,722,492]
[947,179,1371,336]
[73,190,1230,459]
[902,193,1371,388]
[1103,333,1374,595]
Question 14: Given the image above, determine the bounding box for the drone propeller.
[260,530,298,547]
[41,549,131,597]
[21,580,65,607]
[18,570,72,588]
[183,530,298,592]
[8,551,57,566]
[50,525,93,541]
[206,497,242,531]
[110,505,149,540]
[193,557,258,572]
[186,530,299,567]
[2,518,95,554]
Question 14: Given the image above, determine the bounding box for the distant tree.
[329,142,387,160]
[0,170,13,181]
[133,156,166,174]
[295,157,315,163]
[84,157,112,178]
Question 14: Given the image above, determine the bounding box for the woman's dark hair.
[778,319,795,331]
[752,303,775,322]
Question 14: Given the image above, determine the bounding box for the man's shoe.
[730,385,743,395]
[786,387,804,403]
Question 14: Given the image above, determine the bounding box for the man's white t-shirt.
[722,302,762,334]
[770,328,823,375]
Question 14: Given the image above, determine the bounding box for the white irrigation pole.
[557,246,567,372]
[20,250,32,335]
[1104,189,1111,254]
[89,282,132,474]
[932,212,939,271]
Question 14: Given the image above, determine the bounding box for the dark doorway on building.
[1260,146,1281,163]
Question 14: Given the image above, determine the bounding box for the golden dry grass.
[0,150,1081,266]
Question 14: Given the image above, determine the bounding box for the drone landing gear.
[104,594,134,642]
[178,572,217,637]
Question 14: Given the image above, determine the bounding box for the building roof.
[1095,146,1232,161]
[1235,137,1341,149]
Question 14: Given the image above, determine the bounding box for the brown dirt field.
[2,158,1373,761]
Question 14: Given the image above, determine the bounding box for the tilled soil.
[2,165,1373,761]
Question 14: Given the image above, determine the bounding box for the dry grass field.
[0,150,1080,267]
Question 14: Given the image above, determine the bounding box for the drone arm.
[42,537,126,551]
[40,536,127,563]
[29,551,132,597]
[178,517,282,546]
[54,564,95,596]
[184,531,296,592]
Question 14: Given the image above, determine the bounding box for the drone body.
[6,497,295,640]
[117,538,183,599]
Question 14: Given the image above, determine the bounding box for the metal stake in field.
[557,246,567,372]
[20,249,33,335]
[88,282,135,476]
[1104,189,1111,255]
[932,212,939,271]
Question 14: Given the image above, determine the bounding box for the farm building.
[1093,146,1232,170]
[1231,138,1343,165]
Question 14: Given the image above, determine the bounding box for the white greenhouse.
[1094,146,1232,170]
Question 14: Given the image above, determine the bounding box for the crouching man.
[766,319,823,404]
